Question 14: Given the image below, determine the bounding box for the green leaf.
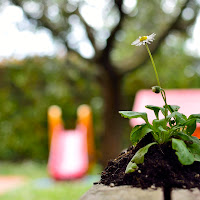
[160,107,168,116]
[172,138,194,165]
[168,105,180,113]
[169,125,183,133]
[119,111,149,124]
[145,105,164,119]
[167,111,187,125]
[185,119,196,135]
[187,136,200,162]
[152,118,167,131]
[177,113,187,124]
[173,131,192,141]
[188,114,200,120]
[125,162,138,174]
[125,142,157,174]
[188,114,200,123]
[152,118,170,143]
[131,142,157,164]
[190,135,200,144]
[184,115,200,135]
[172,133,200,162]
[152,119,168,143]
[130,124,152,145]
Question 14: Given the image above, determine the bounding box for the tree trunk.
[99,69,123,166]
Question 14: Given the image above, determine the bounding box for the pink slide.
[48,104,95,180]
[48,125,88,180]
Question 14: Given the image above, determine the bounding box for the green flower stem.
[145,44,161,87]
[145,43,168,119]
[161,89,168,119]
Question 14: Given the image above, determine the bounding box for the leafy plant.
[120,33,200,174]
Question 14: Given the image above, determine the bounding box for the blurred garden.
[0,0,200,199]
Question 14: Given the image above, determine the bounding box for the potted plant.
[99,33,200,193]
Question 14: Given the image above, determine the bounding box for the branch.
[98,0,125,62]
[60,5,98,54]
[119,0,191,76]
[173,2,199,31]
[75,9,98,53]
[95,0,126,80]
[11,0,93,63]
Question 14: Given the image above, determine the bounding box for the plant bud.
[152,86,161,94]
[170,120,175,125]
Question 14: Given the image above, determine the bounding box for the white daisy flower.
[131,33,156,46]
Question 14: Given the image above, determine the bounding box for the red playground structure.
[47,105,95,180]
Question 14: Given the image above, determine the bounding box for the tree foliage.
[0,0,200,163]
[0,57,100,160]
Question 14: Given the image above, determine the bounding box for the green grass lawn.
[0,161,101,200]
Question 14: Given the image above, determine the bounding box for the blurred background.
[0,0,200,199]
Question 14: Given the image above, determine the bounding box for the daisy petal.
[131,33,156,46]
[131,39,140,45]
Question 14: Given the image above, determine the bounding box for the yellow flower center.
[139,36,147,42]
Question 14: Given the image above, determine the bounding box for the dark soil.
[99,133,200,189]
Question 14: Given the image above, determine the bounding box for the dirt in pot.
[99,133,200,189]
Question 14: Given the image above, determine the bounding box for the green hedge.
[0,57,100,161]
